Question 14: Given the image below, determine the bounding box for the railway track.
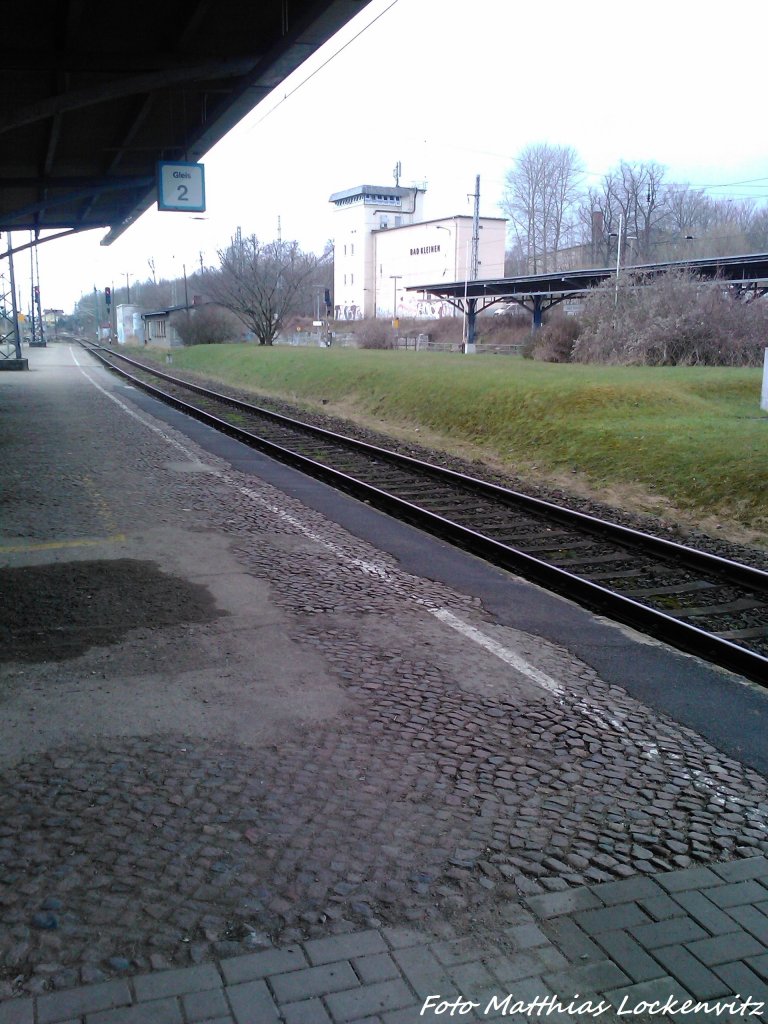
[83,343,768,686]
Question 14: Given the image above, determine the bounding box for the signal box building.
[329,183,506,320]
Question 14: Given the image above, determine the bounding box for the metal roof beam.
[0,176,153,226]
[0,59,258,136]
[0,51,262,73]
[0,175,157,189]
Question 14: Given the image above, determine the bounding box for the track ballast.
[84,343,768,686]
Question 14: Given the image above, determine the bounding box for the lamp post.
[389,275,402,323]
[433,223,453,279]
[608,214,627,307]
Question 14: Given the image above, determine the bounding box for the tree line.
[501,144,768,274]
[72,234,332,346]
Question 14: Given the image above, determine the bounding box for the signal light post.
[104,286,113,343]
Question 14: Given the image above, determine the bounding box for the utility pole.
[34,241,45,346]
[29,240,36,346]
[470,174,480,281]
[7,233,22,359]
[464,175,481,355]
[92,285,99,343]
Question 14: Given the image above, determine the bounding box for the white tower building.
[329,184,426,319]
[330,182,506,321]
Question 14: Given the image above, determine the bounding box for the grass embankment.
[139,345,768,543]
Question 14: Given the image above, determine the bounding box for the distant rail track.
[83,342,768,686]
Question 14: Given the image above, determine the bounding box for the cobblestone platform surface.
[4,858,768,1023]
[2,347,768,1022]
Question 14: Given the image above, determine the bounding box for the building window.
[344,274,347,285]
[350,273,354,284]
[351,243,354,255]
[380,217,388,229]
[394,216,402,227]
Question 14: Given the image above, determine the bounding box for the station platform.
[2,343,768,1024]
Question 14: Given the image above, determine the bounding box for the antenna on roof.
[393,161,401,187]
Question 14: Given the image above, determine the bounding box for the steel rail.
[84,343,768,685]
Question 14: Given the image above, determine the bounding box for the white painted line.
[69,352,566,698]
[238,487,563,696]
[70,348,205,463]
[430,608,563,695]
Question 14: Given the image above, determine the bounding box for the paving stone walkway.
[4,858,768,1023]
[4,348,768,1024]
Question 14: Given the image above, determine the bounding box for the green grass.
[137,345,768,540]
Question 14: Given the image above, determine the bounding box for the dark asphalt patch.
[1,558,222,663]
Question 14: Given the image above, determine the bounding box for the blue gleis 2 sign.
[157,161,206,212]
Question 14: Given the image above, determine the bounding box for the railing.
[278,332,357,347]
[275,332,524,355]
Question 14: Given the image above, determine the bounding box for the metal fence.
[276,332,523,356]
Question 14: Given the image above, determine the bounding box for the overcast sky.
[27,0,768,312]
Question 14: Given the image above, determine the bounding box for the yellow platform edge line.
[0,534,127,554]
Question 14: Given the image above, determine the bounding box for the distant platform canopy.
[408,252,768,329]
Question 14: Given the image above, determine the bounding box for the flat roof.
[408,252,768,299]
[329,184,423,203]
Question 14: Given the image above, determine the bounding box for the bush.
[573,270,768,366]
[476,313,530,348]
[414,316,463,345]
[171,304,243,345]
[353,319,395,349]
[528,315,580,362]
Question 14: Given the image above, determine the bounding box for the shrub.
[529,315,580,362]
[354,319,395,349]
[572,270,768,366]
[476,313,530,348]
[171,304,243,345]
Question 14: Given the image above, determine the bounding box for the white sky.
[25,0,768,312]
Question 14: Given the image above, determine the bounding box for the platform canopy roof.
[409,252,768,306]
[0,0,371,245]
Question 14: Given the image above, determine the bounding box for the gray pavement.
[2,345,768,1023]
[5,858,768,1022]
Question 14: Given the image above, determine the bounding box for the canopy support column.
[532,295,544,330]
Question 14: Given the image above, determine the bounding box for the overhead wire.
[246,0,401,133]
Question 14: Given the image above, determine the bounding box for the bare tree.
[500,144,583,273]
[577,161,669,267]
[603,161,667,263]
[664,185,712,237]
[205,235,330,345]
